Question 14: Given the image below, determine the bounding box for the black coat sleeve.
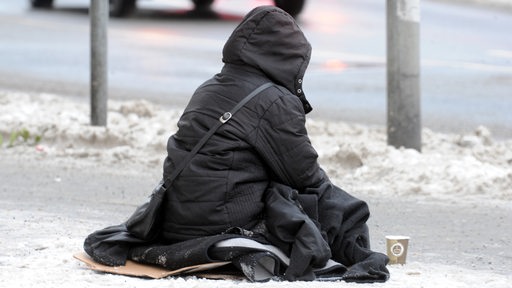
[250,93,323,188]
[249,92,376,265]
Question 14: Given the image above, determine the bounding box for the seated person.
[85,5,389,282]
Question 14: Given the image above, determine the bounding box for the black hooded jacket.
[160,6,381,270]
[161,6,317,241]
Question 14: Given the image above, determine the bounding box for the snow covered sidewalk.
[1,91,511,287]
[2,91,510,203]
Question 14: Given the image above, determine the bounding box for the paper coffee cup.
[386,235,410,264]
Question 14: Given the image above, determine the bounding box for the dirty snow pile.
[1,91,512,288]
[1,91,511,204]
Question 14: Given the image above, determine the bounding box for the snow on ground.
[1,91,511,287]
[2,91,510,203]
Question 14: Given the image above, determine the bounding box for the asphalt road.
[0,0,511,138]
[1,155,511,276]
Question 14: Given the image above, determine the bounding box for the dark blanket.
[84,226,388,282]
[128,234,348,282]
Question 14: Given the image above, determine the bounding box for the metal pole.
[90,0,108,126]
[386,0,421,151]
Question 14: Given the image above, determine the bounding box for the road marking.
[488,49,512,59]
[1,13,87,32]
[312,50,512,73]
[423,59,512,73]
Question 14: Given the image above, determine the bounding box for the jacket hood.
[222,6,313,113]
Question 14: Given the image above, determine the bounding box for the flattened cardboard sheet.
[73,252,231,279]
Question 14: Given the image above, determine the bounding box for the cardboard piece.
[73,252,231,279]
